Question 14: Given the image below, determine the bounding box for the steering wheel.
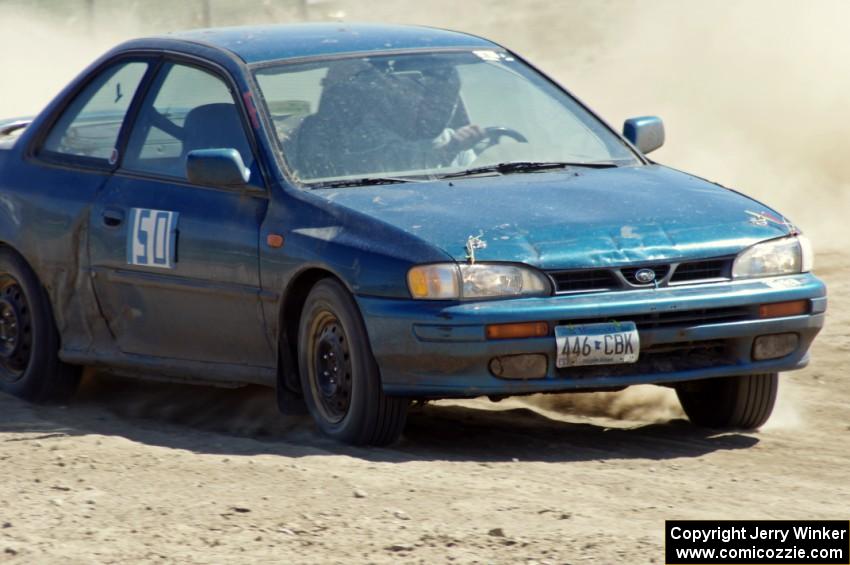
[474,126,528,153]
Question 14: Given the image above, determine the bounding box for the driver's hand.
[447,125,485,152]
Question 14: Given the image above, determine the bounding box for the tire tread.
[297,278,407,446]
[676,373,777,430]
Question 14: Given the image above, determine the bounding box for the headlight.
[407,263,551,299]
[732,235,813,279]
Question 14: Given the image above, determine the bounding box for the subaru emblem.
[635,268,656,284]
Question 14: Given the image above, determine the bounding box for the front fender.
[258,182,455,371]
[261,183,453,300]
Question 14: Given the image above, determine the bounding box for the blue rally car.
[0,24,826,445]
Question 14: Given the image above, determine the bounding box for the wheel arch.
[0,241,40,284]
[0,238,81,402]
[0,240,24,258]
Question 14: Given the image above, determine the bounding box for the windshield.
[254,49,640,186]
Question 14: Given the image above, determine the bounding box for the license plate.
[555,322,640,368]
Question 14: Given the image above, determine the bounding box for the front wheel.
[675,373,778,430]
[298,279,408,446]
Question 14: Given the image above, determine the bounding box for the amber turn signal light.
[485,321,549,340]
[266,234,285,248]
[758,300,808,319]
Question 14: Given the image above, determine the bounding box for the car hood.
[317,165,795,270]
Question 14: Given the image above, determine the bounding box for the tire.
[297,278,408,446]
[0,248,81,403]
[675,373,778,430]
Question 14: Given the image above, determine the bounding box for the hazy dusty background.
[0,1,847,563]
[2,0,848,249]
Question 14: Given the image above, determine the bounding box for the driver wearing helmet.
[295,58,485,179]
[402,61,485,167]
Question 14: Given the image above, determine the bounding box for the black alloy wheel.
[0,248,80,402]
[0,277,33,382]
[298,278,408,445]
[310,311,353,424]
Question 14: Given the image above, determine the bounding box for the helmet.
[409,63,461,139]
[319,56,462,141]
[318,59,418,134]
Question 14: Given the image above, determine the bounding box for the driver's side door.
[87,59,274,370]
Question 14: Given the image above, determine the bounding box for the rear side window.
[41,61,148,162]
[122,62,256,181]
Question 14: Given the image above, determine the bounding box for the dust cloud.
[1,0,840,425]
[347,0,850,252]
[73,370,313,439]
[3,0,846,249]
[526,384,685,423]
[760,377,804,430]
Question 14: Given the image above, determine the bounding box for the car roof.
[160,23,498,64]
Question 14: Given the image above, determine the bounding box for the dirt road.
[0,253,847,564]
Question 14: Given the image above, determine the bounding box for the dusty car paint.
[0,23,826,399]
[317,165,793,268]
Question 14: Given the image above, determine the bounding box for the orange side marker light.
[486,322,549,340]
[266,234,285,249]
[758,300,808,318]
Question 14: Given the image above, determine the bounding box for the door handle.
[102,209,125,227]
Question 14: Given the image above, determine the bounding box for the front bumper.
[357,273,827,398]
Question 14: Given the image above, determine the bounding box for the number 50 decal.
[126,208,179,268]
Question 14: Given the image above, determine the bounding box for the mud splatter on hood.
[318,164,793,270]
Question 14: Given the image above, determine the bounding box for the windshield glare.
[254,50,640,186]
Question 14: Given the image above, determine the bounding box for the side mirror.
[623,116,665,154]
[186,148,251,187]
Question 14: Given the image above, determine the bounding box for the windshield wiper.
[308,176,416,189]
[439,161,618,179]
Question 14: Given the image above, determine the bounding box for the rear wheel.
[675,373,778,429]
[298,279,408,445]
[0,248,80,402]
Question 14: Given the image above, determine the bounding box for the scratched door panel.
[88,174,273,366]
[86,60,273,368]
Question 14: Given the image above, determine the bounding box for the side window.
[123,62,256,181]
[41,61,148,162]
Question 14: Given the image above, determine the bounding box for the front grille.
[555,339,732,379]
[557,305,753,330]
[621,306,752,329]
[670,258,732,283]
[620,264,671,285]
[550,269,619,293]
[547,256,734,294]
